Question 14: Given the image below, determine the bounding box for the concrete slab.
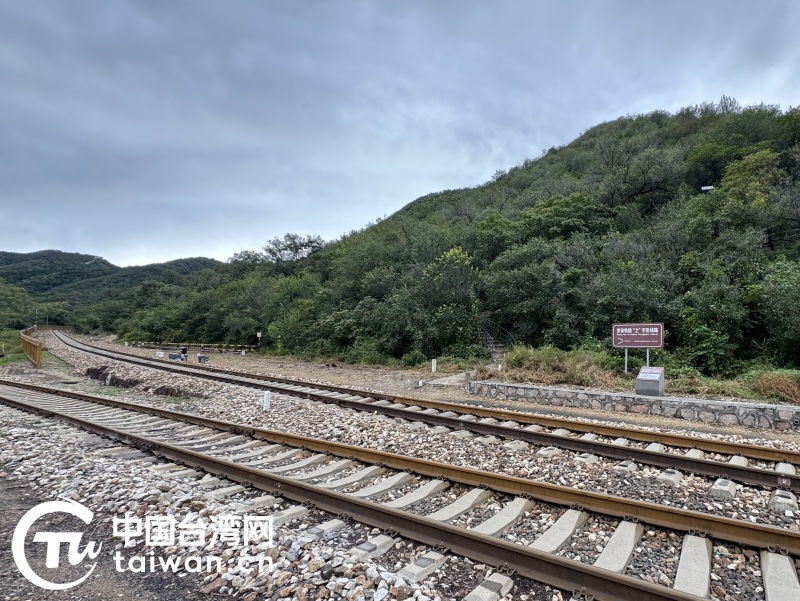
[645,442,665,452]
[305,519,346,541]
[760,550,800,601]
[318,466,386,490]
[236,445,302,465]
[552,428,570,436]
[657,469,684,485]
[471,497,533,537]
[265,454,329,474]
[536,446,562,457]
[420,408,439,415]
[499,420,520,428]
[580,433,598,441]
[162,469,201,480]
[230,495,277,513]
[503,440,529,451]
[768,489,799,512]
[611,437,629,447]
[524,424,543,432]
[685,448,704,459]
[594,521,644,573]
[149,462,182,472]
[189,476,224,490]
[288,459,355,482]
[449,430,474,438]
[613,461,638,473]
[205,484,246,500]
[205,440,265,455]
[708,478,737,502]
[183,435,249,452]
[459,414,477,421]
[428,426,450,435]
[397,551,447,583]
[271,505,309,527]
[464,573,514,601]
[348,534,396,560]
[425,488,492,522]
[530,509,589,554]
[221,444,285,461]
[574,453,599,465]
[239,448,304,467]
[383,480,449,509]
[439,411,459,418]
[349,471,414,498]
[475,436,498,445]
[775,462,797,475]
[478,417,499,424]
[674,535,711,598]
[728,455,748,467]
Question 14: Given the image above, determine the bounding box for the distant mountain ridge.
[0,250,222,306]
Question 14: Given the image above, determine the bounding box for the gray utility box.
[635,366,665,397]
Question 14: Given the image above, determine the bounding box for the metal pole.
[624,349,628,373]
[646,349,650,367]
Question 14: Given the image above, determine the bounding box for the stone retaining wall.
[467,380,800,431]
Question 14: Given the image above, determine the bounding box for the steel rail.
[54,331,800,465]
[0,392,704,601]
[1,382,798,556]
[38,336,800,493]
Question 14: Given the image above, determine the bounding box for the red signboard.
[612,323,663,348]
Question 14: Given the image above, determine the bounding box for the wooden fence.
[18,325,72,368]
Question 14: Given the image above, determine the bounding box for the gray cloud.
[1,0,799,266]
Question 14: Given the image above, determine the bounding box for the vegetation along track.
[53,331,800,494]
[2,380,799,600]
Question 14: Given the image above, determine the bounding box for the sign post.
[611,323,665,396]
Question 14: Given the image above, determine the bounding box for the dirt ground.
[0,475,204,601]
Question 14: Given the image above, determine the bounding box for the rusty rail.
[1,379,798,557]
[0,385,758,601]
[52,332,800,482]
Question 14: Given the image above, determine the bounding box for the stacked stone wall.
[467,380,800,431]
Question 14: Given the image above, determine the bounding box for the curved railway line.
[2,380,799,600]
[51,331,800,496]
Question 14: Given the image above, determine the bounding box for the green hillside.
[0,250,117,294]
[28,98,800,377]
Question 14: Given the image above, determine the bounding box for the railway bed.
[49,332,800,497]
[1,381,799,600]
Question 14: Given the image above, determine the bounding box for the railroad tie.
[382,479,449,509]
[470,497,533,537]
[592,521,644,573]
[759,550,800,600]
[529,509,589,554]
[463,573,514,601]
[673,535,712,598]
[317,465,385,490]
[348,471,414,498]
[425,488,492,522]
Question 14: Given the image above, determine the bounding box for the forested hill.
[73,98,800,375]
[0,250,117,294]
[0,250,221,307]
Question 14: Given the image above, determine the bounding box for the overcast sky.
[1,1,799,267]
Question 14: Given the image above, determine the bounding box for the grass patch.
[474,344,800,404]
[475,345,629,390]
[0,353,29,367]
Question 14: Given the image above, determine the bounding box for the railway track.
[50,331,800,498]
[1,380,799,600]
